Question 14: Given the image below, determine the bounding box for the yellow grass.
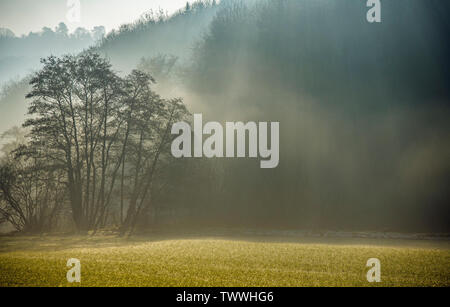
[0,235,448,287]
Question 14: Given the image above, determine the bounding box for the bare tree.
[20,53,189,233]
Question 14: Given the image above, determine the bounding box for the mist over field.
[0,0,449,235]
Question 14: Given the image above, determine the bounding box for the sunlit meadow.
[0,235,448,287]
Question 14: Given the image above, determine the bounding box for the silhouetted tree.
[21,52,189,233]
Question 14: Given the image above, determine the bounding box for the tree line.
[0,23,105,59]
[0,52,189,234]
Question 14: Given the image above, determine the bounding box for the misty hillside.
[95,1,219,73]
[0,0,449,232]
[93,0,449,231]
[177,0,450,232]
[0,24,105,85]
[0,1,218,135]
[188,0,449,105]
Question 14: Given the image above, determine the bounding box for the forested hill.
[0,24,105,85]
[184,0,450,108]
[86,0,449,231]
[87,0,450,108]
[0,1,218,135]
[1,0,449,232]
[95,1,219,74]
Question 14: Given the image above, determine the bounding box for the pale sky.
[0,0,190,36]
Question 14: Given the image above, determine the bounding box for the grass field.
[0,234,449,287]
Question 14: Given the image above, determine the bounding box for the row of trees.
[0,23,105,58]
[0,22,105,41]
[0,52,189,234]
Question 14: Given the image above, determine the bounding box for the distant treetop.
[0,28,15,38]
